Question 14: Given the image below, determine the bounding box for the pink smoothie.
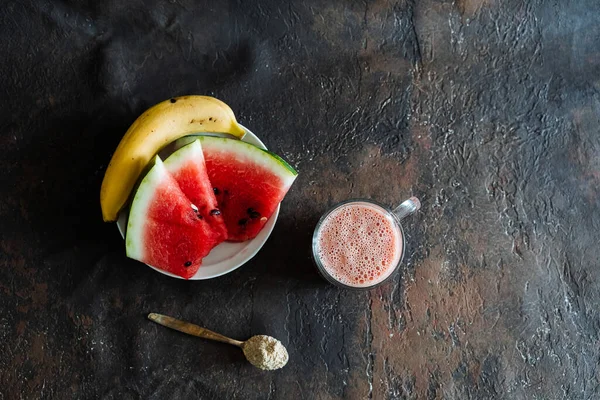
[315,202,403,288]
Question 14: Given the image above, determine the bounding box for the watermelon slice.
[163,140,228,242]
[126,141,227,279]
[188,136,297,241]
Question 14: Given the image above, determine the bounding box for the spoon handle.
[148,313,244,347]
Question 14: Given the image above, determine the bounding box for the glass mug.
[312,197,421,290]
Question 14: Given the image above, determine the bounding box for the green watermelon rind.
[125,155,166,261]
[259,148,298,176]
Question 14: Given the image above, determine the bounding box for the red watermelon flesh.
[198,136,298,241]
[126,152,226,279]
[163,140,228,242]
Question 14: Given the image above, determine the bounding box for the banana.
[100,95,246,222]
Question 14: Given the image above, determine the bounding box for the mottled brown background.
[1,0,600,399]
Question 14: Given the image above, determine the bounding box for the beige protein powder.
[242,335,289,370]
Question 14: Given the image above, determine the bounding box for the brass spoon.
[147,313,288,370]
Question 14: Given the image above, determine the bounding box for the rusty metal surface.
[1,0,600,399]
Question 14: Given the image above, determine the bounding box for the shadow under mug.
[311,197,421,290]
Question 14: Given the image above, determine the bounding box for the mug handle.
[392,197,421,221]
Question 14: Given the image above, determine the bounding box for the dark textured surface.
[1,0,600,399]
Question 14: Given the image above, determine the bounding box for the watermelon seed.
[238,218,248,226]
[184,261,192,267]
[170,98,177,103]
[191,204,198,212]
[213,188,220,195]
[247,208,261,219]
[197,214,203,219]
[210,209,221,216]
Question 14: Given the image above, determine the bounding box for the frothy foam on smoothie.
[316,203,402,287]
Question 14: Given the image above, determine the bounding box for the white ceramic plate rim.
[116,125,279,280]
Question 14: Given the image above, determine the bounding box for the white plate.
[116,125,279,280]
